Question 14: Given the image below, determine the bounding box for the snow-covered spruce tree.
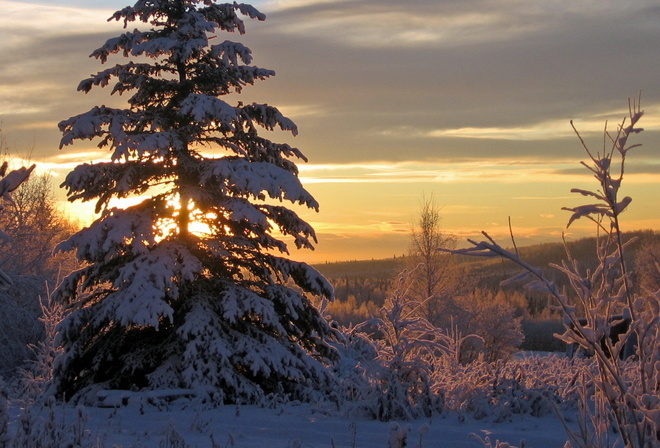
[51,1,337,403]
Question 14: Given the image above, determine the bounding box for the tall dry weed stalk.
[446,96,660,448]
[18,289,64,405]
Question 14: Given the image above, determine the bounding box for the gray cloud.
[231,0,660,163]
[3,0,660,166]
[0,2,123,156]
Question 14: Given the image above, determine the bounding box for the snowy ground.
[9,397,575,447]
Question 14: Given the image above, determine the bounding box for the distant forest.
[316,229,660,304]
[314,229,660,351]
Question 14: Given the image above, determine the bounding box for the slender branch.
[508,216,519,257]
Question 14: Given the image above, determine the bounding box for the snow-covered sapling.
[349,268,450,421]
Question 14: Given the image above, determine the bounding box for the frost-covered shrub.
[0,161,43,381]
[387,422,409,448]
[160,421,188,448]
[0,168,77,285]
[407,287,524,363]
[634,236,660,292]
[333,271,538,422]
[0,161,35,289]
[11,398,97,448]
[447,97,660,447]
[453,290,524,363]
[323,294,379,328]
[471,434,525,448]
[434,354,588,422]
[330,325,378,411]
[336,270,449,421]
[17,293,64,404]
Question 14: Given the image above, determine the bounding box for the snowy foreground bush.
[328,271,584,425]
[2,354,590,448]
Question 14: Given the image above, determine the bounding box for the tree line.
[317,227,660,355]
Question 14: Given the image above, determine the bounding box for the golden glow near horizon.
[3,0,660,263]
[23,136,660,264]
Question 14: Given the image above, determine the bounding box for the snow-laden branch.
[199,157,318,209]
[56,205,158,262]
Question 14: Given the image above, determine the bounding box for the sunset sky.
[1,0,660,263]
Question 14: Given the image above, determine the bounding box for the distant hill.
[314,257,406,280]
[314,229,660,312]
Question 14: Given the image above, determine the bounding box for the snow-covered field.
[8,395,576,448]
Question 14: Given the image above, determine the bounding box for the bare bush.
[408,196,466,327]
[454,290,525,363]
